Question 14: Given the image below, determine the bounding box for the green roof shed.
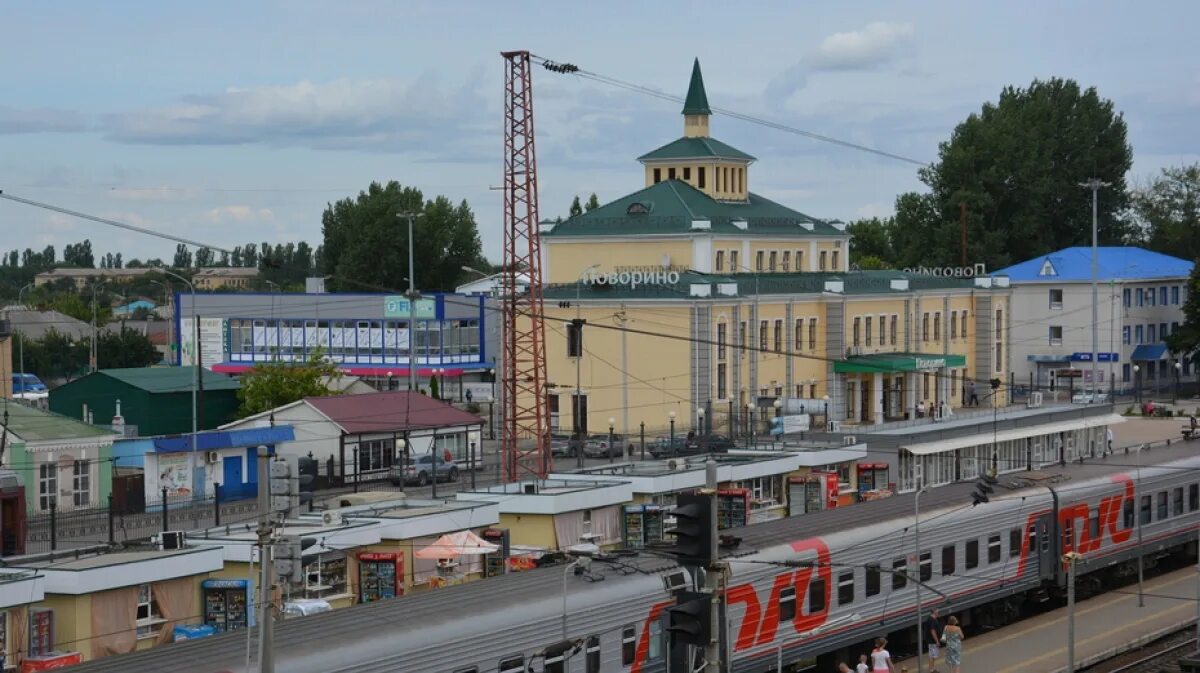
[49,367,241,437]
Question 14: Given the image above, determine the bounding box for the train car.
[67,456,1200,673]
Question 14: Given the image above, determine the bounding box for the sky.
[2,1,1198,266]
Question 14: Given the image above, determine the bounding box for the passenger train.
[71,455,1200,673]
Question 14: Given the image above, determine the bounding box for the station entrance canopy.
[833,352,967,374]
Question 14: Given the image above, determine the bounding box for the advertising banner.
[158,453,193,497]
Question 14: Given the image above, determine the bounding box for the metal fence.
[23,488,260,555]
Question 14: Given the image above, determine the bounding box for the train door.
[1035,513,1056,583]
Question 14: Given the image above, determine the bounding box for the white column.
[808,241,818,272]
[873,372,884,425]
[907,371,917,419]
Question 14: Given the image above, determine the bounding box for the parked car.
[390,454,458,486]
[685,434,735,453]
[648,436,690,459]
[549,434,576,458]
[584,433,627,459]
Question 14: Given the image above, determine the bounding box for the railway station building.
[540,59,1012,442]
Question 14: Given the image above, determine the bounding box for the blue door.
[223,456,244,500]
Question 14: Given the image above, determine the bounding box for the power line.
[530,54,930,167]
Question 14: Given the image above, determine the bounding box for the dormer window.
[627,202,650,215]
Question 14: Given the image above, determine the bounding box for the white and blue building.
[173,291,499,395]
[995,246,1194,394]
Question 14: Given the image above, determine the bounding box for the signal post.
[666,459,724,673]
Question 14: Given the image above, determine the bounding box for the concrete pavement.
[893,566,1198,673]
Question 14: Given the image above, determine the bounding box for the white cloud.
[205,205,274,223]
[812,21,915,72]
[105,73,490,155]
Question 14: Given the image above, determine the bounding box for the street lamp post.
[16,283,32,392]
[773,399,783,448]
[608,418,616,463]
[398,212,424,397]
[822,394,831,431]
[748,403,757,448]
[915,485,929,673]
[386,371,394,391]
[668,411,676,457]
[1133,364,1141,405]
[157,269,199,497]
[1174,361,1183,404]
[487,396,495,441]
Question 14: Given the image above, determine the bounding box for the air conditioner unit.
[828,420,841,432]
[1027,391,1044,409]
[159,531,185,550]
[321,510,344,526]
[843,436,857,446]
[205,451,221,464]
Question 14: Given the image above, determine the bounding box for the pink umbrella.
[414,530,499,559]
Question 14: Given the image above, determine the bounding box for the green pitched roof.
[543,179,837,237]
[638,136,756,163]
[3,403,115,442]
[682,58,711,116]
[98,367,241,394]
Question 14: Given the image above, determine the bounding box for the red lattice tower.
[500,50,551,481]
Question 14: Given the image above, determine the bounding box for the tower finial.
[682,58,711,116]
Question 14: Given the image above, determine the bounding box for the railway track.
[1082,627,1196,673]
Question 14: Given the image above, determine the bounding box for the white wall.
[224,404,342,465]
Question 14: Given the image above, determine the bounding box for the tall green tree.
[846,217,896,268]
[1167,261,1200,363]
[585,193,600,212]
[321,181,486,292]
[1130,164,1200,260]
[568,195,583,218]
[892,78,1133,270]
[96,328,160,368]
[237,350,342,417]
[172,243,192,269]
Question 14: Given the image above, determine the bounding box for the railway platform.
[893,566,1198,673]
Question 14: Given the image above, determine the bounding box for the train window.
[1174,487,1184,516]
[1063,519,1074,550]
[1125,499,1135,528]
[586,636,601,673]
[498,655,524,673]
[892,558,907,590]
[621,625,637,665]
[1140,495,1152,525]
[838,572,855,605]
[1089,514,1100,540]
[988,535,1002,563]
[1191,484,1200,512]
[966,540,979,569]
[809,578,826,613]
[1009,528,1021,557]
[941,545,955,575]
[1040,521,1050,552]
[865,564,881,596]
[452,668,478,673]
[1157,492,1169,520]
[648,620,663,660]
[780,587,797,621]
[919,552,932,582]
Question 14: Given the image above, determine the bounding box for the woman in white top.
[870,637,896,673]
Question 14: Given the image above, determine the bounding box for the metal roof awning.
[834,352,967,374]
[901,414,1125,456]
[1131,344,1168,361]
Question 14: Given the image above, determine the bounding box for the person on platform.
[870,638,896,673]
[925,607,943,671]
[916,401,927,418]
[1190,414,1197,431]
[967,380,980,406]
[941,615,964,673]
[856,653,870,673]
[1106,427,1115,455]
[836,662,852,673]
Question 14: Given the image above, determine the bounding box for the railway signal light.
[972,473,999,506]
[273,535,317,585]
[666,591,711,670]
[668,493,714,567]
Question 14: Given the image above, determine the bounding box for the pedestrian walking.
[925,607,943,671]
[1106,427,1114,455]
[836,662,853,673]
[941,615,964,673]
[967,380,979,406]
[870,638,896,673]
[856,653,870,673]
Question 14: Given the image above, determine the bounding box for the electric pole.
[256,446,275,673]
[704,459,721,673]
[1065,551,1082,673]
[1081,178,1109,401]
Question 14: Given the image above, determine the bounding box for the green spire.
[681,58,711,116]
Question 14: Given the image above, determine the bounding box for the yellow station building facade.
[541,60,1011,440]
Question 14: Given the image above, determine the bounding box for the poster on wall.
[180,317,228,368]
[158,453,193,497]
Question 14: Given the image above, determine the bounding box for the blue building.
[995,247,1194,394]
[174,292,499,396]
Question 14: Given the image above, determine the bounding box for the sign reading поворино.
[583,268,682,289]
[914,357,946,370]
[902,264,988,278]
